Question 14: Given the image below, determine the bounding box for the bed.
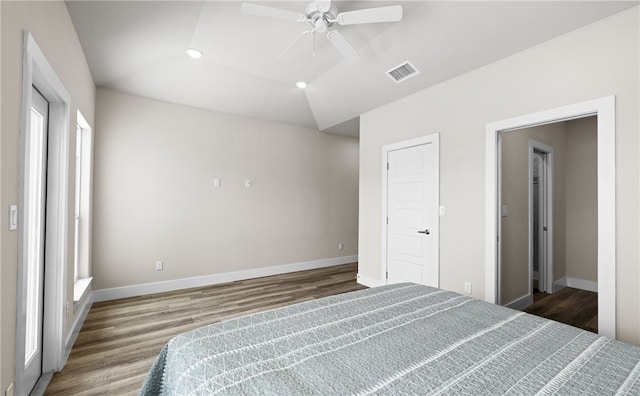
[140,283,640,395]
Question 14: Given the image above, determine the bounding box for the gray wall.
[93,89,359,290]
[565,117,598,282]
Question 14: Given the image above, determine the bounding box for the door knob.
[417,229,430,235]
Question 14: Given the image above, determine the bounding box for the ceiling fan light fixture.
[296,81,308,89]
[241,1,403,60]
[186,48,203,59]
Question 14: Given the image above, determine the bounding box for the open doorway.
[485,96,615,338]
[498,117,598,332]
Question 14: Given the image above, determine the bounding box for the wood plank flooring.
[523,287,598,333]
[45,263,366,396]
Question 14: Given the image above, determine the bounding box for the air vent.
[386,61,420,83]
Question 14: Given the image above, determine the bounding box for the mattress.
[140,283,640,395]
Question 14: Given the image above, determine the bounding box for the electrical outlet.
[6,382,14,396]
[464,282,472,294]
[338,243,343,250]
[155,260,163,271]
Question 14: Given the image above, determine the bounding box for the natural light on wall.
[74,111,93,304]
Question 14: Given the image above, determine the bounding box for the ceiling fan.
[240,1,403,61]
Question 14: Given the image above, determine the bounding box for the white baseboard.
[553,277,568,293]
[93,255,358,302]
[554,276,598,293]
[356,273,385,288]
[505,293,533,310]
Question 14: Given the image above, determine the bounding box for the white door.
[386,142,438,286]
[23,87,49,393]
[530,144,553,294]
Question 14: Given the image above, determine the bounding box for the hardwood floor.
[523,287,598,333]
[45,263,366,395]
[45,266,599,395]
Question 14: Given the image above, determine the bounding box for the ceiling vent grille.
[386,61,419,83]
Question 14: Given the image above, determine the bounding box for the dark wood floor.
[45,263,366,395]
[523,287,598,333]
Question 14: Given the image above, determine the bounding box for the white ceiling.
[65,1,636,137]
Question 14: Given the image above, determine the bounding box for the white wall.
[1,1,95,392]
[359,7,639,343]
[93,89,359,291]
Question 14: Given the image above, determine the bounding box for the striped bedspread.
[140,283,640,395]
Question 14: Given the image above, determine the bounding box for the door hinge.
[387,162,389,170]
[386,217,389,224]
[386,271,389,279]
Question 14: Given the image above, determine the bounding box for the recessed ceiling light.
[186,48,203,59]
[296,81,308,89]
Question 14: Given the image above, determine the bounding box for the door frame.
[381,134,440,286]
[485,96,616,338]
[15,32,71,394]
[528,140,553,295]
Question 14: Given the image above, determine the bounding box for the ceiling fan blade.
[241,3,306,23]
[326,31,361,62]
[278,30,311,59]
[336,5,403,25]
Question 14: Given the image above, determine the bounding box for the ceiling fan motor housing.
[306,2,338,33]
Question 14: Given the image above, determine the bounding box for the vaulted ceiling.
[66,1,636,137]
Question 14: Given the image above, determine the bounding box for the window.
[74,123,82,282]
[73,111,93,303]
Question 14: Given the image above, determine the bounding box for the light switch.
[9,205,17,231]
[245,180,252,188]
[214,178,220,187]
[501,204,508,217]
[439,206,445,216]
